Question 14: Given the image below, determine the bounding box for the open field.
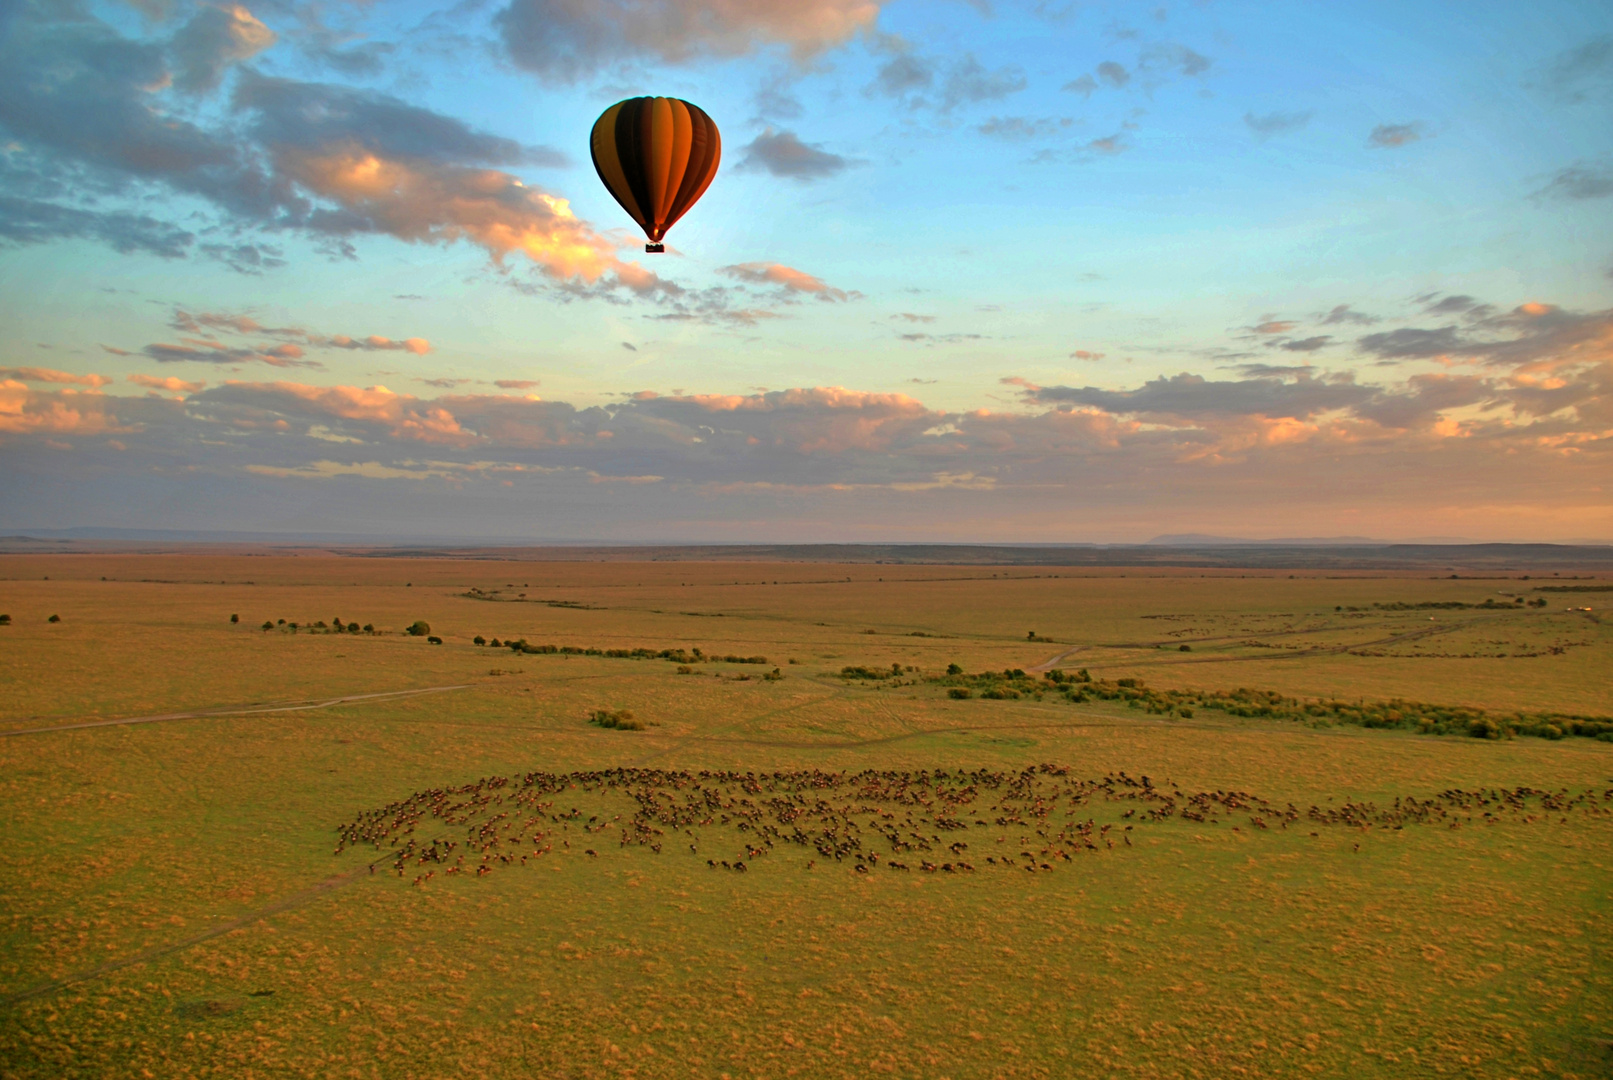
[1,552,1610,1079]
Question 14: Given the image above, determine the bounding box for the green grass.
[0,553,1609,1078]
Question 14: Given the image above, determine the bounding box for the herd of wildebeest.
[333,766,1613,886]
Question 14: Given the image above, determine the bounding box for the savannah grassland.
[0,552,1610,1080]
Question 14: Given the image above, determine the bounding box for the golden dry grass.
[0,553,1609,1079]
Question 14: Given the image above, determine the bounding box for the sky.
[1,0,1610,543]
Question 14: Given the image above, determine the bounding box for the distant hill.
[1145,533,1482,547]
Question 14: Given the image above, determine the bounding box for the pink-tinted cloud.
[0,380,116,434]
[499,0,886,80]
[128,373,207,394]
[1,367,112,387]
[718,262,854,301]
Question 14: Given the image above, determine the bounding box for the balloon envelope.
[590,97,721,245]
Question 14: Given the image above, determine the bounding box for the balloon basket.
[645,243,665,253]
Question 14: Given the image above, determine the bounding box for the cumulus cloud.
[0,6,638,287]
[1244,110,1312,137]
[170,4,277,94]
[718,262,852,300]
[736,130,850,180]
[496,0,887,81]
[1368,122,1426,148]
[5,329,1609,538]
[129,373,207,394]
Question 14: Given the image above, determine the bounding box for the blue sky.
[1,0,1610,541]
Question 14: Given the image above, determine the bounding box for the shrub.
[0,614,10,626]
[261,620,274,631]
[764,668,784,681]
[489,637,502,647]
[589,709,644,731]
[1179,644,1192,652]
[1179,707,1193,718]
[676,665,693,674]
[277,619,286,625]
[407,620,431,637]
[473,635,486,645]
[427,636,443,645]
[841,665,890,680]
[230,614,239,624]
[948,688,971,699]
[47,614,60,623]
[363,623,374,633]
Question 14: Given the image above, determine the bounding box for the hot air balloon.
[590,97,721,253]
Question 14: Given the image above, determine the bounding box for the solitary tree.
[407,620,431,637]
[47,614,60,623]
[230,613,239,624]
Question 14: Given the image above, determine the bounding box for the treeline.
[481,639,767,665]
[259,617,379,634]
[1355,599,1540,611]
[926,667,1613,742]
[1533,585,1612,593]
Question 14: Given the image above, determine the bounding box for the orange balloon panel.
[591,97,721,244]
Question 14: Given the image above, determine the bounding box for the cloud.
[1533,162,1613,201]
[1244,110,1312,137]
[1022,371,1373,419]
[941,54,1027,110]
[1278,336,1331,352]
[892,313,935,323]
[1252,319,1296,335]
[736,130,850,180]
[1356,301,1613,376]
[1538,34,1612,103]
[718,262,852,300]
[170,4,277,94]
[0,7,629,284]
[1321,304,1378,326]
[235,73,564,170]
[1138,43,1211,77]
[1,367,112,387]
[977,116,1074,140]
[5,331,1609,540]
[161,310,432,355]
[0,197,195,259]
[873,37,933,96]
[1368,122,1426,148]
[328,335,432,354]
[494,379,541,389]
[1061,74,1096,98]
[129,373,207,394]
[1070,350,1104,360]
[496,0,886,81]
[1095,61,1130,88]
[142,341,321,368]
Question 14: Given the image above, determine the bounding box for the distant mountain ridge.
[1145,533,1483,547]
